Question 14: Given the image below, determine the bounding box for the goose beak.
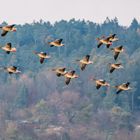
[12,48,16,52]
[17,70,21,73]
[107,83,110,87]
[75,75,79,78]
[47,55,51,58]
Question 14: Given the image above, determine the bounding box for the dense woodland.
[0,17,140,140]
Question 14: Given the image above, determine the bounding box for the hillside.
[0,18,140,140]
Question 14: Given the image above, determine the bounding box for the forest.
[0,17,140,140]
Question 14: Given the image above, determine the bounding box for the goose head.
[12,27,17,32]
[11,48,16,52]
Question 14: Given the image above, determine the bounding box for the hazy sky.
[0,0,139,26]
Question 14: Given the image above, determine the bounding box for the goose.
[113,82,132,94]
[76,55,93,71]
[52,67,67,77]
[91,78,110,89]
[111,46,124,60]
[0,43,16,54]
[0,24,17,36]
[107,34,119,42]
[48,39,64,47]
[3,66,21,74]
[33,51,51,64]
[64,70,78,85]
[96,36,112,48]
[109,63,123,73]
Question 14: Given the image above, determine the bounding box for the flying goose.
[91,78,110,89]
[109,63,123,73]
[0,43,16,54]
[111,46,124,60]
[64,70,78,85]
[76,55,93,71]
[3,66,21,74]
[96,36,112,48]
[52,67,67,77]
[113,82,132,94]
[48,39,64,47]
[0,24,17,36]
[33,51,51,64]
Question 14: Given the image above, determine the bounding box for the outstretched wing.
[10,66,17,71]
[80,63,87,71]
[1,30,8,36]
[54,39,63,44]
[106,44,111,48]
[70,70,75,75]
[6,43,12,49]
[7,24,15,28]
[116,89,122,94]
[123,82,130,88]
[83,55,90,61]
[114,52,120,60]
[6,51,10,54]
[96,84,101,89]
[97,42,103,48]
[40,58,45,64]
[108,34,116,40]
[65,77,71,85]
[56,72,61,77]
[110,67,115,73]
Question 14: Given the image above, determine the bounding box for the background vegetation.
[0,17,140,140]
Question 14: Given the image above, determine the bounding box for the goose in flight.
[111,46,124,60]
[91,78,110,89]
[96,36,112,48]
[64,70,78,85]
[0,43,16,54]
[33,51,51,64]
[48,39,64,47]
[0,24,17,36]
[76,55,93,71]
[109,63,123,73]
[52,67,67,77]
[113,82,132,94]
[3,66,21,74]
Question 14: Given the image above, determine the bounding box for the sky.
[0,0,139,26]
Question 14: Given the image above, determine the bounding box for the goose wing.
[80,63,87,71]
[97,42,103,48]
[110,67,115,73]
[83,55,90,61]
[65,77,71,85]
[56,72,61,77]
[114,52,120,60]
[1,30,8,36]
[7,24,15,29]
[54,39,63,44]
[40,58,45,64]
[116,89,122,94]
[96,84,101,89]
[6,43,12,49]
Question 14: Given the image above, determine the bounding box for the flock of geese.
[0,24,132,94]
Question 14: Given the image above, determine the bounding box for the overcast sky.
[0,0,139,26]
